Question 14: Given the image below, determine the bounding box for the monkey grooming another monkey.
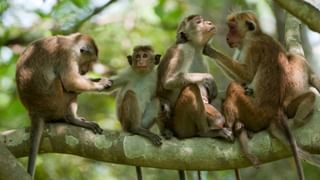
[106,45,162,180]
[204,11,320,180]
[16,33,112,178]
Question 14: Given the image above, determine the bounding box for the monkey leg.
[120,91,162,146]
[65,97,103,134]
[27,115,45,177]
[223,82,270,132]
[173,84,232,140]
[286,91,316,127]
[234,121,260,167]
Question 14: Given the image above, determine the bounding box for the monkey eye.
[142,53,148,58]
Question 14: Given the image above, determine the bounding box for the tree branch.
[284,13,304,56]
[1,99,320,171]
[274,0,320,33]
[0,142,31,180]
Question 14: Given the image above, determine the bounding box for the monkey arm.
[163,72,213,90]
[59,61,107,92]
[204,46,252,83]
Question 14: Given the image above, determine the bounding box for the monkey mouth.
[209,27,217,33]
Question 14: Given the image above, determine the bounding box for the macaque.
[157,15,234,180]
[106,45,162,180]
[107,45,162,145]
[157,14,233,141]
[16,33,112,177]
[203,11,320,180]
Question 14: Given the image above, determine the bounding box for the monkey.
[105,45,162,180]
[157,14,233,141]
[15,33,112,178]
[203,11,320,180]
[157,15,234,180]
[106,45,162,145]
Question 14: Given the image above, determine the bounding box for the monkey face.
[183,15,216,45]
[131,50,155,74]
[226,12,258,48]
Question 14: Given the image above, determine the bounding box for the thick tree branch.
[274,0,320,33]
[285,13,304,56]
[1,98,320,171]
[0,142,31,180]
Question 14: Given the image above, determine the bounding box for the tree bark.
[0,142,31,180]
[1,98,320,171]
[274,0,320,33]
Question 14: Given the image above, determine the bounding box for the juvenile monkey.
[204,11,320,180]
[16,33,112,177]
[157,15,233,141]
[107,45,162,146]
[106,45,162,180]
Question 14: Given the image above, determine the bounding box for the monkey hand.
[203,44,216,57]
[241,83,254,96]
[97,78,113,90]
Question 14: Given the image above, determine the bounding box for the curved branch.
[1,99,320,171]
[274,0,320,33]
[0,142,31,180]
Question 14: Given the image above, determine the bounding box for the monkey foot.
[147,134,162,146]
[78,118,103,134]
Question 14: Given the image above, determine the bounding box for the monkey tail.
[28,118,45,177]
[278,110,305,180]
[136,166,143,180]
[234,169,241,180]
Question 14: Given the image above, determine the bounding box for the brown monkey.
[203,11,320,180]
[106,45,162,180]
[157,15,234,180]
[16,33,112,177]
[157,14,233,141]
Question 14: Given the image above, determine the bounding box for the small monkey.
[107,45,162,145]
[204,11,320,180]
[106,45,162,180]
[16,33,112,177]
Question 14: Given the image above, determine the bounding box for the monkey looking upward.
[16,33,112,178]
[203,11,320,180]
[157,15,232,140]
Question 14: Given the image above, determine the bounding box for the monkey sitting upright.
[157,15,233,141]
[203,11,320,180]
[16,33,112,177]
[105,45,162,180]
[106,45,162,145]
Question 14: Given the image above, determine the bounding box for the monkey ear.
[154,54,161,65]
[127,55,133,65]
[245,20,256,31]
[176,32,188,44]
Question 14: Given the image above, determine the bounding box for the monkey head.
[70,33,99,75]
[176,15,216,45]
[226,11,260,48]
[127,45,161,74]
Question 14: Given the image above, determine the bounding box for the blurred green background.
[1,0,320,179]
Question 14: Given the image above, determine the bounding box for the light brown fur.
[203,11,315,180]
[16,33,112,177]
